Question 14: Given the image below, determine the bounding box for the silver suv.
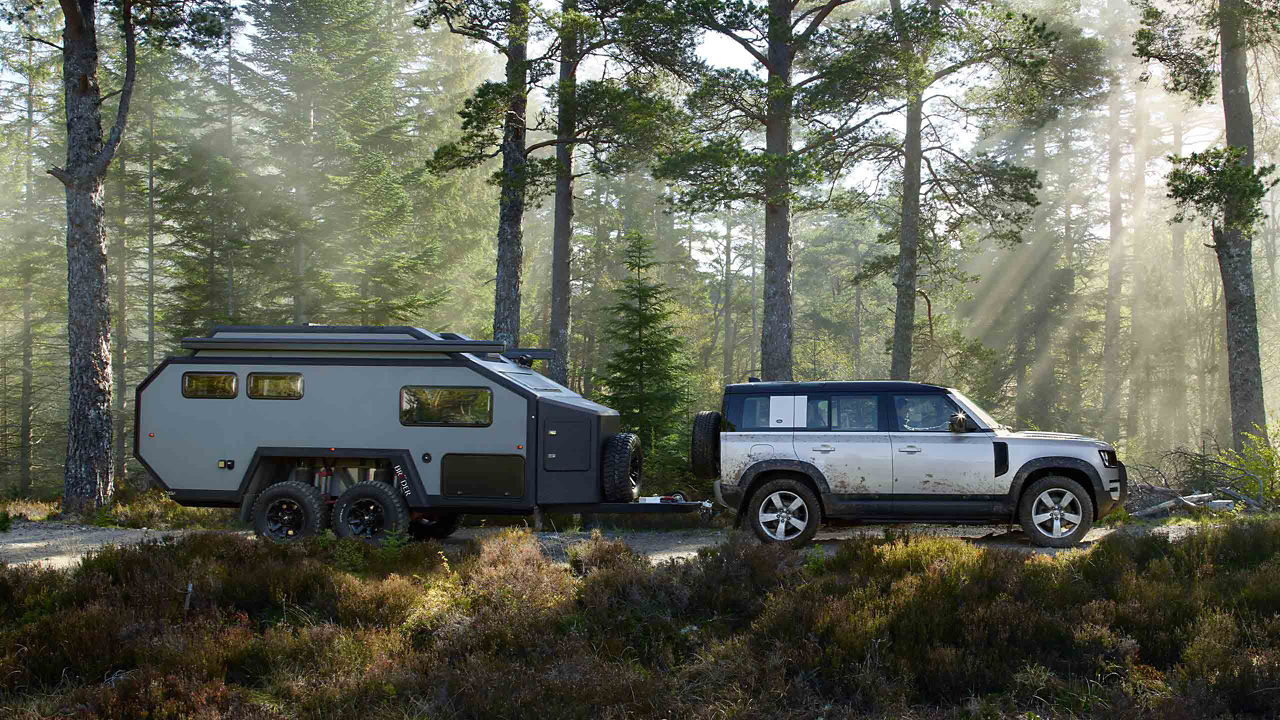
[690,381,1127,548]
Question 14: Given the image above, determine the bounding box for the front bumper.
[1096,461,1128,517]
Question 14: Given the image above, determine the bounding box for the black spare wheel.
[690,410,722,479]
[747,477,821,547]
[601,432,642,503]
[408,512,461,540]
[254,480,329,542]
[333,481,410,544]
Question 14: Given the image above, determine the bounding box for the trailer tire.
[253,480,329,542]
[332,481,411,544]
[409,513,461,540]
[690,410,722,479]
[601,433,642,503]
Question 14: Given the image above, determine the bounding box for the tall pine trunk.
[493,0,530,349]
[111,153,127,486]
[146,89,155,370]
[721,214,736,386]
[1101,74,1125,443]
[1126,84,1148,443]
[1168,117,1189,447]
[890,94,923,380]
[57,0,137,513]
[1215,0,1269,450]
[18,31,38,496]
[548,0,577,384]
[760,0,793,381]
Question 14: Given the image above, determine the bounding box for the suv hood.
[998,430,1113,448]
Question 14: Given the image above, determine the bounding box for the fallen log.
[1132,493,1213,518]
[1216,486,1264,509]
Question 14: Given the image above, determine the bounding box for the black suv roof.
[724,380,948,395]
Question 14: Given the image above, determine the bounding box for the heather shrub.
[93,488,238,529]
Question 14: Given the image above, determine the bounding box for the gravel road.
[1,518,1199,569]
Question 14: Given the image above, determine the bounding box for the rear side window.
[832,395,880,431]
[182,372,237,399]
[248,373,303,399]
[724,394,772,431]
[400,386,492,426]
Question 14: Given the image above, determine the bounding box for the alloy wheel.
[1030,488,1083,539]
[347,498,387,539]
[265,498,305,540]
[758,490,809,541]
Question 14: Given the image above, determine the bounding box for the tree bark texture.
[57,0,137,513]
[760,0,793,381]
[1216,0,1269,450]
[493,0,530,350]
[111,153,127,485]
[890,94,923,380]
[549,2,577,384]
[722,214,736,386]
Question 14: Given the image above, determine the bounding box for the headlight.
[1099,449,1119,467]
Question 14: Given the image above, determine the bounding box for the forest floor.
[0,516,1200,568]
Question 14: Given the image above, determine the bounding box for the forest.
[0,0,1276,506]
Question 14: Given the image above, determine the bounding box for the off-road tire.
[1019,475,1094,548]
[333,481,411,544]
[746,478,821,547]
[690,410,722,479]
[408,512,461,540]
[253,480,329,542]
[601,433,642,503]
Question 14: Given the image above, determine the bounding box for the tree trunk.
[1060,130,1082,431]
[111,153,127,486]
[1216,0,1269,450]
[59,0,137,513]
[293,95,314,325]
[1101,74,1125,443]
[19,287,34,497]
[548,0,577,384]
[493,0,530,349]
[722,213,736,386]
[760,0,793,381]
[890,93,923,380]
[852,240,863,375]
[1126,83,1148,443]
[146,89,155,370]
[1168,116,1188,446]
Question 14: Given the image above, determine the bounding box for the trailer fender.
[236,447,432,510]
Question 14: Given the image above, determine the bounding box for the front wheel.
[333,481,410,544]
[746,478,821,547]
[253,480,329,542]
[1019,476,1094,548]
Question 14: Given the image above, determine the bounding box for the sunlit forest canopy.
[0,0,1276,497]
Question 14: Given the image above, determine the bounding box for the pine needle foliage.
[596,233,691,466]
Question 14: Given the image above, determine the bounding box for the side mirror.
[949,412,978,433]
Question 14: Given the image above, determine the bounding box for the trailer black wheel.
[253,480,329,542]
[408,512,461,540]
[601,433,642,503]
[690,410,722,479]
[332,481,410,544]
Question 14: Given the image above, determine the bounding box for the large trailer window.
[182,372,237,399]
[400,386,492,427]
[248,373,303,399]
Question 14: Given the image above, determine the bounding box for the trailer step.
[542,501,706,514]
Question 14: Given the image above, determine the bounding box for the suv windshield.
[949,389,1001,429]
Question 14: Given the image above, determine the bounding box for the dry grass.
[3,520,1280,718]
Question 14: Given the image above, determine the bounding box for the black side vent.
[994,442,1009,477]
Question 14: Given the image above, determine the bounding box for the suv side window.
[832,394,880,431]
[801,396,829,429]
[892,394,960,432]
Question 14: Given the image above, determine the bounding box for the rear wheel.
[601,433,642,503]
[746,478,820,547]
[1019,476,1094,548]
[253,481,328,542]
[690,411,722,479]
[333,481,410,544]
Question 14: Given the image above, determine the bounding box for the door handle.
[897,446,922,454]
[811,444,835,453]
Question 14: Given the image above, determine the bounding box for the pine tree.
[595,233,691,474]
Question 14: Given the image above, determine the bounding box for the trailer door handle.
[897,446,922,454]
[810,444,835,453]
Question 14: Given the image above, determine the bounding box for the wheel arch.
[735,460,830,521]
[1008,457,1102,521]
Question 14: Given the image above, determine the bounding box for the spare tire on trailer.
[601,433,642,503]
[690,410,722,479]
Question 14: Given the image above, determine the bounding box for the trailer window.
[400,387,492,427]
[182,372,237,399]
[248,373,303,399]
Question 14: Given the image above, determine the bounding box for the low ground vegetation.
[4,519,1280,717]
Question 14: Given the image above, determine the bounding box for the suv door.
[720,393,799,485]
[792,393,893,505]
[888,392,997,517]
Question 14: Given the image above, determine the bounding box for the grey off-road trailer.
[134,325,699,542]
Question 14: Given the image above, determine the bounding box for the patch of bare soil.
[0,520,192,569]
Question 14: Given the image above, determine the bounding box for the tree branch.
[47,166,73,186]
[698,15,770,70]
[23,35,62,52]
[90,0,136,179]
[794,0,853,51]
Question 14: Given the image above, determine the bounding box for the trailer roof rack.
[182,325,505,354]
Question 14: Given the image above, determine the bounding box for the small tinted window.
[400,386,492,426]
[737,395,772,430]
[833,395,880,431]
[893,394,960,432]
[182,372,237,399]
[248,373,303,399]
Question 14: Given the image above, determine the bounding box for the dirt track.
[2,517,1201,570]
